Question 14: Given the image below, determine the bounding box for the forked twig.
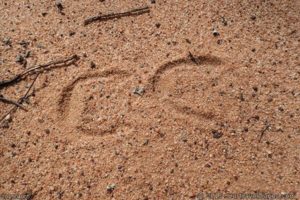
[84,6,150,25]
[0,54,79,125]
[0,55,79,88]
[259,122,271,142]
[0,96,27,110]
[0,74,39,125]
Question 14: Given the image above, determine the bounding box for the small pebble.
[133,87,145,96]
[221,17,228,26]
[250,15,256,20]
[90,61,96,69]
[24,51,31,58]
[69,31,76,37]
[5,114,12,122]
[106,184,116,193]
[3,37,12,46]
[212,130,223,139]
[55,0,64,12]
[19,40,29,48]
[16,54,25,64]
[1,121,9,129]
[252,86,258,92]
[212,29,220,37]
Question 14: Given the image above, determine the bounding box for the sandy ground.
[0,0,299,199]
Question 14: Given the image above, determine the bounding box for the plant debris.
[84,6,150,25]
[0,54,79,89]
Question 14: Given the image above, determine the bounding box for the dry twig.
[0,74,39,125]
[0,54,79,89]
[259,122,271,142]
[84,6,150,26]
[0,96,27,110]
[0,55,79,125]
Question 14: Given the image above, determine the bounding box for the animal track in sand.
[148,54,240,123]
[57,55,240,137]
[58,69,132,136]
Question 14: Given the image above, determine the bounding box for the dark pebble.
[90,61,96,69]
[212,30,220,37]
[212,130,223,139]
[16,54,25,64]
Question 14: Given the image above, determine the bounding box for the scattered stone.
[221,17,228,26]
[36,44,46,49]
[106,184,116,193]
[24,51,31,58]
[217,39,223,45]
[19,40,29,48]
[55,0,64,13]
[150,0,156,4]
[292,90,299,97]
[205,163,211,168]
[250,15,256,21]
[239,93,245,101]
[267,96,273,102]
[69,31,76,37]
[278,106,284,112]
[185,38,191,44]
[16,54,25,64]
[252,86,258,92]
[75,193,82,198]
[5,114,12,122]
[1,121,10,129]
[212,130,223,139]
[133,86,145,96]
[212,29,220,37]
[23,190,34,200]
[3,37,12,46]
[266,150,272,158]
[57,191,64,199]
[143,139,149,146]
[42,12,48,17]
[44,129,50,134]
[155,23,161,28]
[90,61,96,69]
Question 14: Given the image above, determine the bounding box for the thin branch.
[188,51,200,65]
[21,73,40,103]
[0,96,27,110]
[259,122,271,142]
[0,74,39,125]
[84,6,150,26]
[0,55,79,89]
